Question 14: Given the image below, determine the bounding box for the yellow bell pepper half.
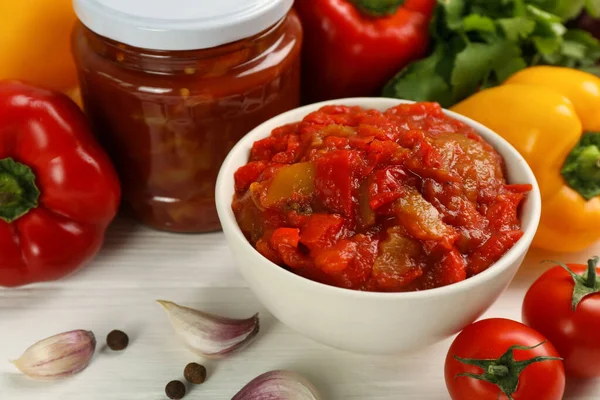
[452,66,600,253]
[0,0,79,99]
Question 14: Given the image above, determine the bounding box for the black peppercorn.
[184,362,207,384]
[106,330,129,351]
[165,380,186,399]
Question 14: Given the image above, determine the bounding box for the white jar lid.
[73,0,293,51]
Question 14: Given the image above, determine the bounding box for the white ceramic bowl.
[216,98,541,354]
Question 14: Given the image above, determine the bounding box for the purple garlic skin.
[233,370,321,400]
[157,300,259,358]
[12,330,96,380]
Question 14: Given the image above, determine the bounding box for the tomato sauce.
[232,103,531,292]
[72,12,302,232]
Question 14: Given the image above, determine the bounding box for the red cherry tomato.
[522,257,600,378]
[445,318,565,400]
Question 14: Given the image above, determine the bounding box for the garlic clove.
[157,300,259,358]
[233,370,321,400]
[12,330,96,380]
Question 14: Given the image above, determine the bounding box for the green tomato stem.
[587,257,599,288]
[487,364,509,377]
[454,342,562,399]
[545,257,600,311]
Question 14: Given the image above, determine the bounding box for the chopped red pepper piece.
[300,213,345,251]
[368,166,408,210]
[271,227,301,249]
[314,150,359,217]
[469,231,524,275]
[434,248,468,287]
[234,161,266,193]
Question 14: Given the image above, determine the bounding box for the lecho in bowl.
[216,98,541,354]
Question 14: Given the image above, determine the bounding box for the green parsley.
[383,0,600,107]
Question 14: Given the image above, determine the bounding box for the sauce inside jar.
[72,0,301,232]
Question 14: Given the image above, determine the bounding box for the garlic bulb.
[12,330,96,380]
[157,300,259,358]
[233,370,321,400]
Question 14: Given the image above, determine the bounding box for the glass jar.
[72,0,301,232]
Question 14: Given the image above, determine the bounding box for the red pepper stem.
[0,158,40,223]
[0,174,20,206]
[348,0,406,17]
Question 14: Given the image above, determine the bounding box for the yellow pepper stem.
[561,132,600,200]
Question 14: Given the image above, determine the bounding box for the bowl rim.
[216,97,542,300]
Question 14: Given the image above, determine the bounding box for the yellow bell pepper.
[452,66,600,253]
[0,0,80,101]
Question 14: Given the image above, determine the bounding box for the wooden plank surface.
[1,217,599,399]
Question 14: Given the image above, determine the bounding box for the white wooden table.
[1,216,599,399]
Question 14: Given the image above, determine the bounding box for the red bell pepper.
[294,0,436,103]
[0,81,121,287]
